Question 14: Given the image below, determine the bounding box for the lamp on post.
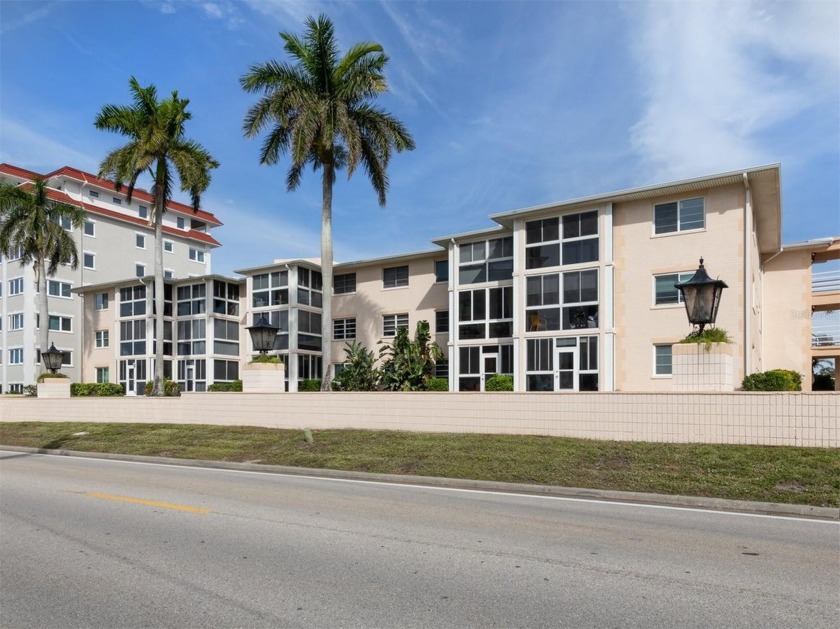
[246,313,278,355]
[41,343,65,374]
[674,258,728,335]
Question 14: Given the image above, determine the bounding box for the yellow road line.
[81,491,210,514]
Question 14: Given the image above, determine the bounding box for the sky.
[1,0,838,277]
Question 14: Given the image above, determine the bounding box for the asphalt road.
[1,450,837,629]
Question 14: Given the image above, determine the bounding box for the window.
[9,313,24,331]
[459,237,513,285]
[213,280,240,316]
[49,315,72,332]
[526,211,598,269]
[164,240,173,253]
[112,197,122,205]
[176,319,206,356]
[252,271,288,308]
[213,319,239,356]
[95,330,109,348]
[458,287,513,339]
[435,310,449,334]
[84,220,95,236]
[333,318,356,341]
[136,233,146,249]
[120,319,146,356]
[654,197,704,234]
[334,273,356,294]
[655,345,673,375]
[138,205,148,219]
[526,269,598,331]
[297,268,323,307]
[383,313,408,336]
[177,216,185,229]
[214,359,239,382]
[84,252,95,269]
[89,189,99,198]
[95,292,109,310]
[135,264,145,278]
[119,286,146,317]
[654,272,694,306]
[177,283,206,316]
[9,278,23,295]
[298,310,322,351]
[48,280,72,298]
[189,248,205,263]
[96,367,109,384]
[164,269,173,279]
[383,265,409,289]
[435,260,448,283]
[9,348,23,364]
[54,215,71,230]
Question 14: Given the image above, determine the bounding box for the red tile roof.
[20,183,221,248]
[0,163,222,226]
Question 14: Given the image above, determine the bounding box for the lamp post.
[41,343,65,374]
[674,258,728,335]
[246,313,278,355]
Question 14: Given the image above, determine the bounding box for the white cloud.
[0,118,98,173]
[202,3,224,19]
[628,0,840,180]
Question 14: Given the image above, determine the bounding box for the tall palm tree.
[240,14,415,390]
[0,178,85,370]
[95,77,219,396]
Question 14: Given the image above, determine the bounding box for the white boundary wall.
[1,392,837,448]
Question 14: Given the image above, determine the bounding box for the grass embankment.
[1,422,837,507]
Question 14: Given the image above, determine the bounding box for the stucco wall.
[2,391,836,448]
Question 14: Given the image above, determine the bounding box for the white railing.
[813,269,840,293]
[812,313,840,347]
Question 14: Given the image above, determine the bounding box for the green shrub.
[485,374,514,391]
[23,384,38,397]
[36,372,69,383]
[425,377,449,391]
[208,380,243,392]
[249,354,281,364]
[679,327,732,345]
[741,369,802,392]
[299,379,321,392]
[71,382,125,397]
[144,379,182,397]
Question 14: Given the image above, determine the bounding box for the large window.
[213,280,240,316]
[213,319,239,356]
[383,265,409,289]
[526,269,598,331]
[654,197,704,234]
[334,273,356,294]
[120,320,146,356]
[297,268,323,307]
[214,359,239,382]
[457,344,512,391]
[252,270,288,308]
[459,237,513,284]
[435,309,449,334]
[458,287,513,340]
[48,280,72,298]
[120,286,146,317]
[525,211,598,269]
[298,309,322,351]
[525,336,598,391]
[177,283,206,316]
[654,272,694,306]
[654,345,673,375]
[333,318,356,341]
[383,313,408,337]
[177,319,206,355]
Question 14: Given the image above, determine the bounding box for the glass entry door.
[481,353,498,391]
[554,345,578,391]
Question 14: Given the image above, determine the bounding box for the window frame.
[383,313,409,337]
[654,344,673,376]
[333,317,357,341]
[83,251,95,270]
[95,329,110,349]
[334,273,356,295]
[383,265,409,289]
[653,197,705,235]
[653,271,694,307]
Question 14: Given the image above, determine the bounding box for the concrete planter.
[673,342,734,392]
[242,362,286,393]
[37,380,71,399]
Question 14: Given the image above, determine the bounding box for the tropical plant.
[425,377,449,392]
[0,177,86,370]
[331,341,381,391]
[379,321,443,391]
[240,14,415,391]
[95,77,219,396]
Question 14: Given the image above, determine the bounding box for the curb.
[2,445,838,521]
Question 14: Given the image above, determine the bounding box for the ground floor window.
[525,335,598,392]
[178,359,206,392]
[214,359,239,382]
[458,344,513,391]
[119,359,147,395]
[298,354,322,381]
[96,367,109,383]
[654,345,673,375]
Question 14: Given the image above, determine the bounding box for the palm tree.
[240,14,415,390]
[0,178,85,370]
[95,77,219,396]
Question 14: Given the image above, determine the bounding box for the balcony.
[812,269,840,354]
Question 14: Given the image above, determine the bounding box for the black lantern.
[41,343,65,374]
[246,313,278,355]
[674,258,728,335]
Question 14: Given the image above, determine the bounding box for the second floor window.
[48,280,72,298]
[95,292,109,310]
[654,197,705,234]
[383,265,409,289]
[334,273,356,294]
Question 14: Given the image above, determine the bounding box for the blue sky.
[1,0,838,277]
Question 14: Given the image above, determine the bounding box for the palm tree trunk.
[320,164,334,391]
[152,169,166,396]
[35,257,49,375]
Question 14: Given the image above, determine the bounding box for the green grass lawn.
[1,422,838,507]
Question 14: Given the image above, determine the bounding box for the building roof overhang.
[73,273,243,295]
